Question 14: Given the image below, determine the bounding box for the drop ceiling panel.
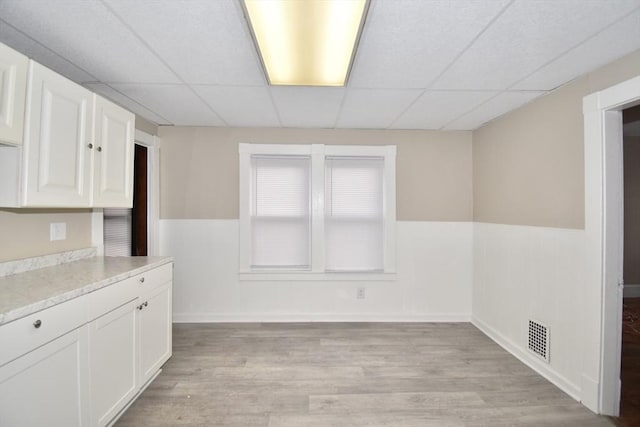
[433,0,640,91]
[349,0,510,89]
[104,0,265,85]
[111,84,225,126]
[444,91,545,130]
[193,86,280,127]
[0,0,179,84]
[391,91,497,130]
[336,89,422,129]
[513,8,640,90]
[84,83,170,125]
[271,87,345,128]
[0,21,96,83]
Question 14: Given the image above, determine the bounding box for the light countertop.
[0,256,172,326]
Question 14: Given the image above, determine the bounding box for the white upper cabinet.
[0,43,28,146]
[93,95,134,207]
[23,61,93,207]
[0,43,135,208]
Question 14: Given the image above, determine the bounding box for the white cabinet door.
[138,280,172,385]
[0,325,90,427]
[93,96,134,208]
[89,300,138,427]
[22,61,93,207]
[0,43,28,145]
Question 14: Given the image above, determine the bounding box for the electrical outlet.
[50,222,66,241]
[357,287,365,299]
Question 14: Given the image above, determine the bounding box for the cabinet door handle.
[97,146,102,152]
[139,277,145,283]
[87,143,93,149]
[137,304,143,311]
[33,319,42,329]
[144,301,148,307]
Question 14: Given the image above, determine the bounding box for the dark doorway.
[132,144,148,256]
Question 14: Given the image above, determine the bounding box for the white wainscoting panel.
[159,220,472,322]
[473,222,587,402]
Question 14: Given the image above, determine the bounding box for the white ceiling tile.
[271,87,345,128]
[433,0,640,90]
[104,0,266,86]
[0,20,96,83]
[444,91,545,130]
[84,83,170,125]
[111,84,225,126]
[349,0,510,89]
[391,91,497,129]
[336,89,422,129]
[193,86,280,127]
[513,8,640,90]
[0,0,179,84]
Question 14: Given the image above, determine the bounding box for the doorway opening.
[619,104,640,426]
[103,144,148,256]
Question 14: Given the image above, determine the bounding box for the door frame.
[92,129,160,256]
[583,75,640,415]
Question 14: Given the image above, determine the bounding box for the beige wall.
[473,49,640,229]
[0,209,93,261]
[158,127,473,221]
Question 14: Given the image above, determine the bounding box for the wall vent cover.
[528,320,549,362]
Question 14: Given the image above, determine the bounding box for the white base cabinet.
[0,262,172,427]
[89,300,138,427]
[0,325,90,427]
[139,280,172,386]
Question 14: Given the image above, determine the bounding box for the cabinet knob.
[137,304,143,311]
[144,301,148,307]
[139,277,145,283]
[97,146,102,152]
[88,143,93,149]
[33,319,42,329]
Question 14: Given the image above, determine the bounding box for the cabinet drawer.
[87,276,139,321]
[138,263,172,292]
[0,295,88,366]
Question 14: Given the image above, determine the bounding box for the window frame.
[239,143,396,281]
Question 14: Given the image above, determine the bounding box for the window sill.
[238,272,397,282]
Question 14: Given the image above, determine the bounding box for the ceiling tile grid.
[0,0,180,84]
[391,91,498,129]
[336,89,422,128]
[0,0,638,130]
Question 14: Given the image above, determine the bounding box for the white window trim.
[239,143,396,281]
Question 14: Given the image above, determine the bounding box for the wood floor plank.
[115,323,615,426]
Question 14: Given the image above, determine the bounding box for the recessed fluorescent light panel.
[243,0,369,86]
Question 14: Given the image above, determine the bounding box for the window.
[239,143,396,279]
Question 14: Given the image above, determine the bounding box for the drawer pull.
[33,319,42,329]
[139,277,145,283]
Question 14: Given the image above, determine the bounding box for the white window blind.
[251,155,311,269]
[103,208,132,256]
[325,156,384,272]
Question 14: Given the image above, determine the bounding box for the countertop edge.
[0,257,173,326]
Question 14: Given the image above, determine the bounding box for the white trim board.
[583,74,640,415]
[472,315,581,402]
[174,313,471,323]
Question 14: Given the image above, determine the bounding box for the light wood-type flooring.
[116,323,614,426]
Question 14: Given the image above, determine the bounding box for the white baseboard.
[624,284,640,298]
[472,315,582,403]
[173,312,471,323]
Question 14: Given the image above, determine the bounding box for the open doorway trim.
[583,75,640,415]
[91,129,161,256]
